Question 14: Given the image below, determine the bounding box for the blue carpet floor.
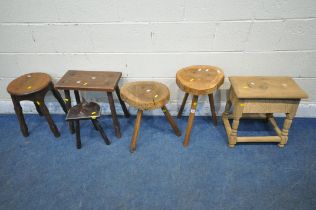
[0,114,315,210]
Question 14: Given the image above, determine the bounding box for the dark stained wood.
[55,70,122,92]
[92,119,111,145]
[7,73,66,138]
[130,109,143,153]
[177,92,189,118]
[162,106,181,136]
[208,93,218,126]
[75,120,81,149]
[107,92,121,138]
[115,86,130,118]
[74,90,81,104]
[64,90,75,134]
[183,95,198,147]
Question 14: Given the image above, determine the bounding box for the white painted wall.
[0,0,315,116]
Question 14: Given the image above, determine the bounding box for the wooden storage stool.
[176,65,224,146]
[7,72,67,137]
[55,70,130,138]
[66,100,111,149]
[120,81,181,153]
[222,76,308,148]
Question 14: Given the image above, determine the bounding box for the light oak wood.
[120,81,170,110]
[183,95,198,147]
[130,110,143,153]
[176,65,224,95]
[222,76,307,148]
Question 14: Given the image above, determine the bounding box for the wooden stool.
[66,100,111,149]
[7,73,67,137]
[120,81,181,153]
[222,76,308,148]
[176,65,224,146]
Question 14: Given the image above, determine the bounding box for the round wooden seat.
[176,65,224,95]
[7,73,52,96]
[120,81,170,110]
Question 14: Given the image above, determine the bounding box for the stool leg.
[107,92,121,138]
[115,86,130,118]
[37,98,60,138]
[64,90,75,134]
[208,93,218,126]
[50,84,67,113]
[11,95,29,137]
[222,87,232,119]
[34,102,43,116]
[92,119,111,145]
[278,113,294,148]
[74,90,81,104]
[177,93,189,119]
[91,119,99,130]
[162,105,181,136]
[229,103,243,148]
[130,109,143,153]
[183,95,198,147]
[75,120,81,149]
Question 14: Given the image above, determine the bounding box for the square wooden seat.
[222,76,308,148]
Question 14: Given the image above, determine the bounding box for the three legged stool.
[7,73,67,137]
[66,100,111,149]
[120,81,181,153]
[222,76,308,148]
[176,65,224,146]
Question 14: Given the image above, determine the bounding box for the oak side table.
[55,70,130,138]
[222,76,308,148]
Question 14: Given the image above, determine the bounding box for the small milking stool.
[222,76,308,148]
[7,72,67,137]
[176,65,224,147]
[66,98,111,149]
[120,81,181,153]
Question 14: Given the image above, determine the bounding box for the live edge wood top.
[7,72,51,96]
[55,70,122,91]
[176,65,224,95]
[120,81,170,110]
[229,76,308,99]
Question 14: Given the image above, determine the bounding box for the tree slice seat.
[120,81,170,110]
[120,81,181,152]
[7,72,67,137]
[176,65,225,147]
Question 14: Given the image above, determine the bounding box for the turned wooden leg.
[130,109,143,153]
[92,119,111,145]
[228,102,243,148]
[107,92,121,138]
[11,95,29,137]
[34,102,43,116]
[50,84,67,113]
[183,95,198,147]
[64,90,75,134]
[74,90,81,104]
[37,98,60,138]
[177,93,189,119]
[278,113,294,148]
[74,120,81,149]
[222,87,232,120]
[162,105,181,136]
[115,86,130,118]
[208,93,217,126]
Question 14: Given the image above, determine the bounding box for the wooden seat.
[66,100,111,149]
[120,81,181,152]
[222,76,308,148]
[7,73,67,137]
[176,65,225,147]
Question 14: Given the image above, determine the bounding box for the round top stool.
[7,72,67,137]
[176,65,225,147]
[120,81,170,110]
[176,65,224,95]
[120,81,181,153]
[7,73,52,96]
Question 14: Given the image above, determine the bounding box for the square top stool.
[222,76,308,148]
[55,70,130,138]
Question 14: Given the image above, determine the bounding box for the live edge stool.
[222,76,308,148]
[7,72,67,137]
[120,81,181,152]
[176,65,224,146]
